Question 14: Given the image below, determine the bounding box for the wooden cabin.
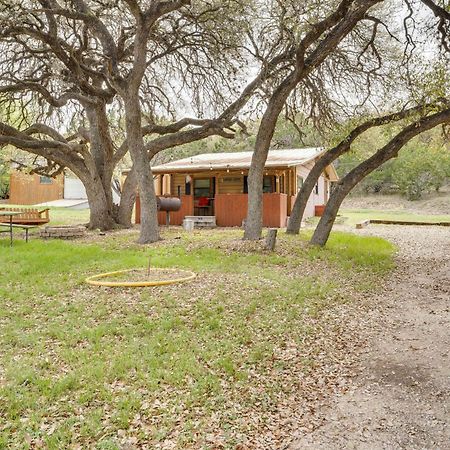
[132,148,338,228]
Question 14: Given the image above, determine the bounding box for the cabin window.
[263,176,274,193]
[315,183,319,195]
[297,176,303,192]
[194,178,211,198]
[279,175,284,193]
[39,176,53,185]
[221,176,241,185]
[243,176,248,194]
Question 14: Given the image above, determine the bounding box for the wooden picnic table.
[0,211,22,247]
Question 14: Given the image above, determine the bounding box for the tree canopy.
[0,0,448,244]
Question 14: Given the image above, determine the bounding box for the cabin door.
[193,177,215,216]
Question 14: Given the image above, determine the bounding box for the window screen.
[39,176,53,185]
[263,176,274,193]
[194,179,211,198]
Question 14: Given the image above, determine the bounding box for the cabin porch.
[135,192,294,228]
[135,167,301,228]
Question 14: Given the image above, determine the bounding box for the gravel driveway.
[290,225,450,450]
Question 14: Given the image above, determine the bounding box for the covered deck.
[133,148,337,228]
[136,169,297,227]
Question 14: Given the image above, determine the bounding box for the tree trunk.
[244,160,265,240]
[125,94,160,244]
[82,175,117,230]
[82,102,120,230]
[287,163,325,234]
[85,105,115,204]
[134,153,160,244]
[309,183,348,246]
[310,107,450,246]
[243,77,297,240]
[116,166,138,227]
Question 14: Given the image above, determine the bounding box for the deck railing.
[215,193,288,227]
[136,193,290,228]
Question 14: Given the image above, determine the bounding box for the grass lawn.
[338,208,450,226]
[45,208,91,227]
[0,227,394,449]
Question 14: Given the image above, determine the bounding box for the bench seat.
[0,223,38,242]
[0,207,50,225]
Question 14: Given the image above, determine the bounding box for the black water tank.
[157,196,182,212]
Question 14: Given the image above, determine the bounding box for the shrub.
[337,128,449,199]
[391,145,449,200]
[0,159,9,199]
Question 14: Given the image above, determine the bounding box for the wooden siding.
[9,171,64,205]
[172,173,187,196]
[215,193,247,226]
[217,175,244,194]
[215,193,288,228]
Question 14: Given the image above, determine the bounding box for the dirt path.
[290,225,450,450]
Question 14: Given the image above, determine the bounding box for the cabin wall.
[217,175,244,194]
[9,171,64,205]
[172,173,187,196]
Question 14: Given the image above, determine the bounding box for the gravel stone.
[290,225,450,450]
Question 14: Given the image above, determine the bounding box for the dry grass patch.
[0,229,394,449]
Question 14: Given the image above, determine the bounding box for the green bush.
[337,127,450,199]
[0,159,9,199]
[391,145,449,200]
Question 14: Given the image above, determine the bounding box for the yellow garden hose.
[86,268,196,287]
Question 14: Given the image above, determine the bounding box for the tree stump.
[265,228,278,251]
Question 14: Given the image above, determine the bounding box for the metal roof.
[151,147,325,173]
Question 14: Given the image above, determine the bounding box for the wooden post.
[265,228,278,251]
[135,193,141,224]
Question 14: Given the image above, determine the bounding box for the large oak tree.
[243,0,450,240]
[0,0,269,241]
